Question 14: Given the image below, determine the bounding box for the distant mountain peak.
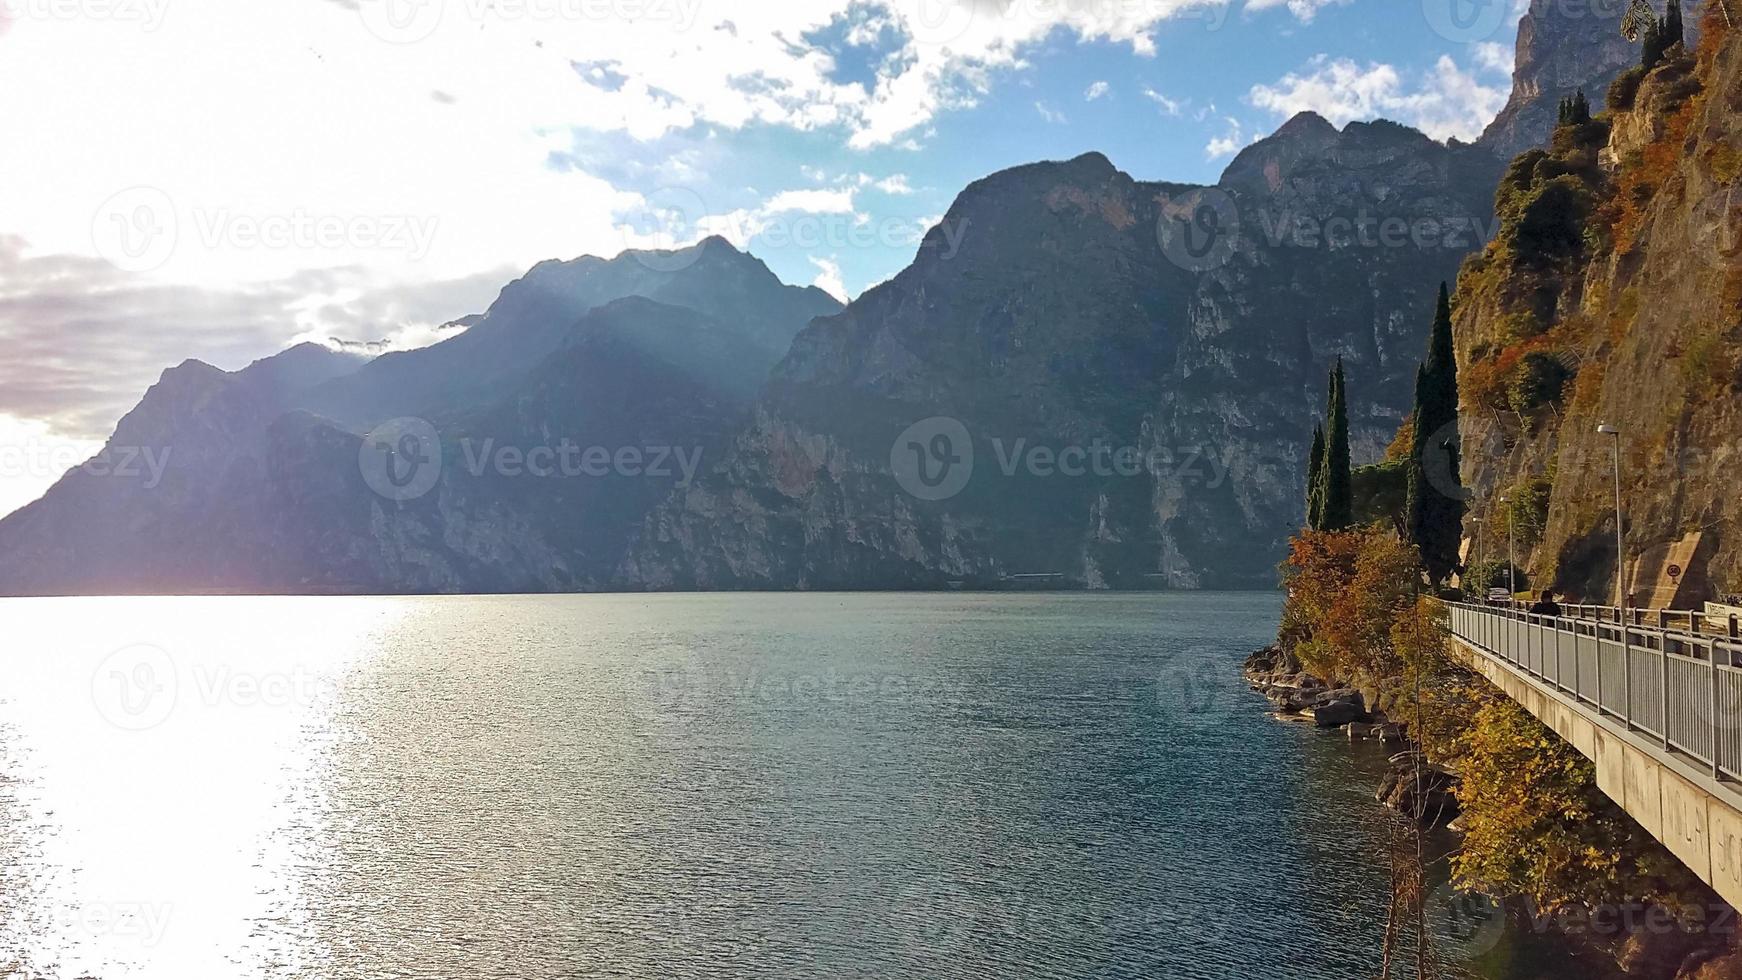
[1273,110,1339,140]
[1476,0,1701,158]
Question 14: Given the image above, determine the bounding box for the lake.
[0,592,1530,978]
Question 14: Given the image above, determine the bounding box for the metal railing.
[1483,599,1733,636]
[1449,602,1742,784]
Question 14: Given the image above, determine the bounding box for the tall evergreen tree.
[1318,359,1354,532]
[1306,424,1327,530]
[1641,1,1680,71]
[1406,282,1464,583]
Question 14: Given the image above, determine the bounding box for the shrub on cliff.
[1514,176,1597,266]
[1506,351,1574,415]
[1608,65,1648,113]
[1503,476,1554,552]
[1449,688,1712,921]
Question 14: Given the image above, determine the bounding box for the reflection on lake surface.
[1,592,1531,978]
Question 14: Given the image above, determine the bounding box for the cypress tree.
[1306,424,1327,530]
[1406,282,1465,583]
[1666,0,1685,52]
[1642,8,1669,71]
[1319,358,1354,532]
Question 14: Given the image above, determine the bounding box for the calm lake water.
[0,592,1540,979]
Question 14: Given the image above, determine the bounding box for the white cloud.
[1242,0,1351,23]
[763,188,860,214]
[0,234,507,440]
[870,174,916,195]
[1085,80,1111,101]
[1144,87,1186,117]
[809,256,848,302]
[1248,54,1510,142]
[845,0,1231,148]
[1204,117,1257,160]
[1035,101,1067,124]
[1472,41,1514,76]
[613,182,909,259]
[0,0,1237,288]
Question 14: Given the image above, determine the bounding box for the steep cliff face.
[624,122,1503,591]
[1457,13,1741,603]
[1481,0,1706,161]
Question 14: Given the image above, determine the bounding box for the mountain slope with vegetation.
[1456,6,1741,603]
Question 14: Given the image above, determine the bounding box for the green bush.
[1499,477,1553,554]
[1352,459,1409,532]
[1607,65,1647,112]
[1514,176,1595,265]
[1506,351,1574,413]
[1500,311,1544,343]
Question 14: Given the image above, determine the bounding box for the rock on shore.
[1244,645,1456,825]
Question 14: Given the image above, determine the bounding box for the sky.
[0,0,1530,518]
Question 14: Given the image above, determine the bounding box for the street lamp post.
[1500,493,1516,599]
[1599,423,1634,731]
[1598,424,1624,616]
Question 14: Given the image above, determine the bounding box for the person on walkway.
[1528,591,1563,617]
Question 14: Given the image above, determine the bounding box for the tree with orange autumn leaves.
[1280,526,1428,683]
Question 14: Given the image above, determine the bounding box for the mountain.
[0,344,371,595]
[0,241,841,595]
[1480,0,1706,160]
[622,120,1504,590]
[305,236,841,427]
[1456,11,1741,605]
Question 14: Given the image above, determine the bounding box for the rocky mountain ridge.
[0,240,839,594]
[624,126,1503,590]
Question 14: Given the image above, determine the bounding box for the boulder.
[1378,760,1460,825]
[1305,699,1364,728]
[1318,688,1366,713]
[1243,645,1297,675]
